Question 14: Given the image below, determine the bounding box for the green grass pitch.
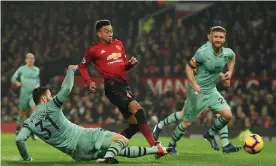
[1,134,276,166]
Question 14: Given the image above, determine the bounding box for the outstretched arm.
[16,127,32,161]
[53,65,78,106]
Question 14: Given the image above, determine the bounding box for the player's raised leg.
[153,111,182,141]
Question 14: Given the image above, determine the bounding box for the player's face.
[98,25,113,43]
[211,31,226,48]
[25,56,35,66]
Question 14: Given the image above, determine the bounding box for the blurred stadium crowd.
[2,2,275,129]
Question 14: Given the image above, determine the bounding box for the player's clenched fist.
[220,71,232,80]
[88,82,96,93]
[223,79,231,87]
[15,81,22,88]
[128,56,138,66]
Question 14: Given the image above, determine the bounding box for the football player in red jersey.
[78,20,165,159]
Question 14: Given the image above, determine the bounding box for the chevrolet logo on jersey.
[107,53,122,60]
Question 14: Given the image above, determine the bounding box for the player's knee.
[118,135,129,145]
[128,100,142,114]
[224,113,232,121]
[183,122,192,127]
[134,109,147,124]
[221,110,232,120]
[113,133,129,146]
[123,137,129,145]
[127,115,138,124]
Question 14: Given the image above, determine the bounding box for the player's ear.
[97,30,101,36]
[41,95,47,102]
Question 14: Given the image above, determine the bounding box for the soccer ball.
[243,134,264,154]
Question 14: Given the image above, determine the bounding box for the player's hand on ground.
[68,65,79,70]
[223,79,231,87]
[192,82,200,94]
[88,81,96,93]
[128,56,138,66]
[15,81,22,87]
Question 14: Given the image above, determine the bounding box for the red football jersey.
[79,39,129,84]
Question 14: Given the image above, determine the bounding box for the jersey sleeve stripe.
[53,98,61,108]
[23,123,31,131]
[23,123,28,128]
[55,96,63,106]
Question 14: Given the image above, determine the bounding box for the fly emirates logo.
[106,53,123,65]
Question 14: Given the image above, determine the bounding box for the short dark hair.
[208,27,214,34]
[210,26,226,34]
[33,87,48,105]
[95,20,111,32]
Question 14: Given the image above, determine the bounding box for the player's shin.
[120,124,139,139]
[158,112,181,129]
[170,123,187,145]
[119,146,158,158]
[219,125,230,147]
[103,139,127,158]
[208,116,230,136]
[134,109,156,146]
